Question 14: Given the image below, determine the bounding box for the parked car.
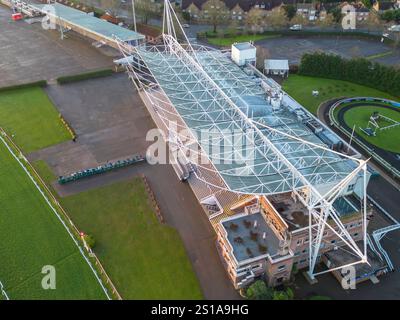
[290,24,302,31]
[182,24,190,28]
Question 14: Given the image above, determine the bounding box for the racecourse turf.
[342,105,400,153]
[0,141,107,299]
[0,87,70,153]
[33,161,203,300]
[282,75,399,115]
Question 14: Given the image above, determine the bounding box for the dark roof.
[136,23,161,38]
[181,0,208,10]
[182,0,294,12]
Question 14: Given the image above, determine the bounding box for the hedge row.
[56,69,113,84]
[298,52,400,98]
[0,80,47,92]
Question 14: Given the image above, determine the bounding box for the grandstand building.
[117,1,385,289]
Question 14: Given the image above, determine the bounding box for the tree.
[245,280,273,300]
[99,0,121,17]
[246,8,265,34]
[329,6,343,24]
[381,9,400,23]
[203,0,229,33]
[256,46,271,70]
[316,13,336,29]
[284,4,297,21]
[135,0,162,24]
[266,7,288,30]
[361,0,373,9]
[291,14,308,26]
[362,10,384,32]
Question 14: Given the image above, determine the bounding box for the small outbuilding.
[231,42,257,67]
[264,59,289,78]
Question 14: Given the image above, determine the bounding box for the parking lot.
[0,4,113,87]
[256,36,400,66]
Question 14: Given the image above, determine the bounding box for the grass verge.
[282,75,399,115]
[0,87,70,153]
[33,161,204,300]
[0,139,107,299]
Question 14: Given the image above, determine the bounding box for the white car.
[290,24,302,31]
[182,24,190,28]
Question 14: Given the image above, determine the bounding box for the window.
[347,184,355,192]
[331,240,336,244]
[302,249,307,254]
[297,239,302,246]
[354,233,359,237]
[277,265,286,271]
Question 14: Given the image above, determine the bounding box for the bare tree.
[265,7,288,30]
[256,46,271,70]
[290,13,308,26]
[316,13,336,29]
[99,0,121,17]
[135,0,162,24]
[246,8,265,35]
[203,0,229,33]
[362,11,384,33]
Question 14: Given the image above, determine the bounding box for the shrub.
[57,69,113,84]
[245,280,273,300]
[299,52,400,98]
[0,80,47,92]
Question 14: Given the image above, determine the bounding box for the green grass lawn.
[0,87,70,153]
[342,106,400,153]
[0,141,106,300]
[282,75,399,115]
[33,161,203,300]
[207,33,280,47]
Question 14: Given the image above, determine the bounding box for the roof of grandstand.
[30,3,144,42]
[132,42,360,195]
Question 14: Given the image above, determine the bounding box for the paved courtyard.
[0,4,113,87]
[256,36,400,66]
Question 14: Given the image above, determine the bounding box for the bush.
[245,280,273,300]
[57,69,113,84]
[272,287,294,300]
[0,80,47,92]
[299,52,400,98]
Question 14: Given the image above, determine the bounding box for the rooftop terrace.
[267,192,360,231]
[221,212,280,264]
